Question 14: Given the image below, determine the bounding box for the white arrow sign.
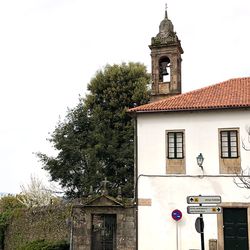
[187,206,222,214]
[187,196,221,204]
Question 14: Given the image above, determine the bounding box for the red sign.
[172,209,182,221]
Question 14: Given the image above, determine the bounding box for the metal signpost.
[187,195,222,250]
[171,209,182,250]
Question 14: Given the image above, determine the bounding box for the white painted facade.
[136,109,250,250]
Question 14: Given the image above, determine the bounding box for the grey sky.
[0,0,249,193]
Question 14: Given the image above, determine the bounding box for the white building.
[128,8,250,250]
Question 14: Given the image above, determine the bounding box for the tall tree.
[38,62,150,198]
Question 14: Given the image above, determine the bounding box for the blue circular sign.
[171,209,182,221]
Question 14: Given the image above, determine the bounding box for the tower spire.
[165,3,168,19]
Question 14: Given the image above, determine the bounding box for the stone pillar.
[209,239,217,250]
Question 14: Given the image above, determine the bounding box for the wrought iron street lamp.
[196,153,204,171]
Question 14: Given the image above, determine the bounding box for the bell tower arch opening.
[149,5,183,102]
[159,56,171,82]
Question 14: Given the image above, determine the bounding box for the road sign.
[195,217,204,233]
[187,195,221,204]
[187,206,222,214]
[171,209,182,221]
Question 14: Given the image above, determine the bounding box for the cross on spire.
[165,3,168,19]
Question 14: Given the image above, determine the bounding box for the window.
[166,130,185,174]
[220,130,238,158]
[167,132,184,159]
[218,128,241,174]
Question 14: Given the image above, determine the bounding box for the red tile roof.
[128,77,250,113]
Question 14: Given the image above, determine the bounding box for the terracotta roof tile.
[128,77,250,113]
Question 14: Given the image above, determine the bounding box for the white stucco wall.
[137,109,250,250]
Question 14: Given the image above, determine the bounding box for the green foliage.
[0,195,24,248]
[5,204,70,250]
[19,239,69,250]
[38,62,150,198]
[0,194,24,212]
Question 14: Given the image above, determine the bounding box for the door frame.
[217,202,250,250]
[91,213,117,250]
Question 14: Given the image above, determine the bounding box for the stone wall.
[72,206,135,250]
[72,195,136,250]
[4,196,136,250]
[4,204,70,250]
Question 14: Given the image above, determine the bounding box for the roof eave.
[128,106,250,115]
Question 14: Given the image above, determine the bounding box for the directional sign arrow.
[216,207,221,212]
[187,196,221,204]
[187,206,222,214]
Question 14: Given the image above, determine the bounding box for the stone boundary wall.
[4,204,70,250]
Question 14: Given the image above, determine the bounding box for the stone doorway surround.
[217,202,250,250]
[71,194,136,250]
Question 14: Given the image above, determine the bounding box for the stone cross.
[101,177,109,195]
[165,3,168,19]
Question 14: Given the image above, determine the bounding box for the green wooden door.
[223,208,248,250]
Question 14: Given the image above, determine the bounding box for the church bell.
[161,61,169,75]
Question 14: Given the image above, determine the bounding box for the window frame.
[167,131,184,159]
[220,130,239,159]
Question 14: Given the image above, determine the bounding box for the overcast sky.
[0,0,249,194]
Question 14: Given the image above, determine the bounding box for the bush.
[0,195,24,248]
[19,239,69,250]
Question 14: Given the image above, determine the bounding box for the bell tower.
[150,5,183,102]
